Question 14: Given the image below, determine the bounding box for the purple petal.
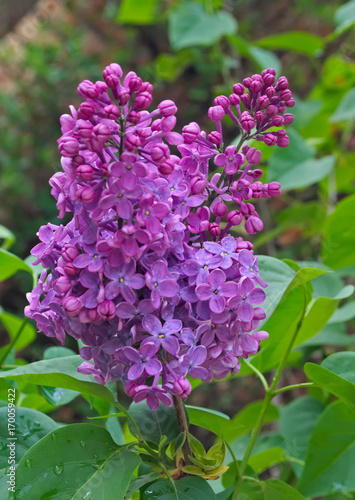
[162,336,180,356]
[203,241,222,254]
[142,314,161,335]
[73,254,93,268]
[116,302,135,319]
[241,334,259,354]
[190,345,207,365]
[121,283,136,304]
[145,358,162,376]
[214,153,227,167]
[151,260,168,280]
[210,294,225,314]
[151,203,170,219]
[238,249,253,268]
[138,299,155,314]
[128,364,144,381]
[105,281,120,300]
[128,274,145,289]
[117,198,133,220]
[122,171,137,190]
[220,282,239,298]
[240,277,255,295]
[140,341,160,358]
[249,288,266,305]
[158,280,179,297]
[208,269,226,289]
[238,302,254,322]
[181,260,200,276]
[146,216,162,235]
[123,346,141,363]
[195,284,212,301]
[163,319,182,335]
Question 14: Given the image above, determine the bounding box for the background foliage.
[0,0,355,498]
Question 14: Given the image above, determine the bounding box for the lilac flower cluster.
[25,65,294,409]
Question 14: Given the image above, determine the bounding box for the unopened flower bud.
[246,147,261,164]
[283,113,294,125]
[78,102,95,120]
[211,198,228,217]
[182,122,200,143]
[140,81,153,93]
[243,77,252,88]
[62,244,79,262]
[128,76,142,93]
[72,155,85,168]
[227,210,242,226]
[62,296,81,316]
[266,86,276,98]
[245,215,263,234]
[104,105,120,120]
[77,186,95,203]
[173,377,191,398]
[263,133,277,146]
[98,300,116,319]
[59,137,80,158]
[250,80,262,93]
[266,105,278,117]
[208,131,221,145]
[258,96,269,108]
[54,276,72,293]
[241,111,255,132]
[77,80,99,99]
[276,76,288,90]
[214,95,230,109]
[76,164,94,181]
[272,115,284,127]
[127,110,140,124]
[285,98,295,108]
[190,176,207,194]
[151,144,170,164]
[229,94,240,106]
[208,105,225,121]
[135,91,152,110]
[208,222,221,237]
[233,83,244,95]
[158,100,177,117]
[77,120,93,139]
[255,111,265,122]
[117,88,130,105]
[124,133,140,151]
[240,94,251,107]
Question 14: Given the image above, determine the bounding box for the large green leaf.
[331,88,355,122]
[0,356,114,404]
[14,423,140,500]
[236,478,306,499]
[0,225,15,250]
[168,2,237,51]
[227,35,281,76]
[329,301,355,323]
[228,401,279,442]
[142,476,217,499]
[275,155,335,191]
[0,313,35,350]
[332,0,355,38]
[279,397,325,477]
[298,401,355,497]
[128,400,182,446]
[267,128,315,183]
[41,347,80,406]
[322,194,355,269]
[255,31,324,56]
[117,0,160,24]
[0,249,33,281]
[305,352,355,411]
[0,407,60,499]
[302,322,355,347]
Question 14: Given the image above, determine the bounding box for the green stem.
[173,396,192,465]
[272,382,315,397]
[232,285,308,498]
[243,360,269,393]
[0,317,29,369]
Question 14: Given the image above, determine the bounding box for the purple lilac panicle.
[25,66,294,409]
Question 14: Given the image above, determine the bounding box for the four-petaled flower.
[195,269,239,313]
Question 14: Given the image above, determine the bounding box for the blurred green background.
[0,0,354,420]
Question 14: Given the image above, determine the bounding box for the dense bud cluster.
[26,65,294,409]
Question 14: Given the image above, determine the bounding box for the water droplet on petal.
[25,459,32,468]
[53,464,63,475]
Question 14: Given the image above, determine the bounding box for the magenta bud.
[243,77,252,88]
[158,99,178,117]
[77,80,99,99]
[240,202,255,216]
[276,76,288,90]
[151,144,170,164]
[117,88,130,105]
[241,111,255,132]
[245,216,264,234]
[229,94,240,106]
[77,186,95,203]
[134,91,152,110]
[128,76,142,93]
[208,222,221,237]
[62,244,79,262]
[104,104,120,120]
[62,296,81,316]
[77,120,93,139]
[251,181,263,198]
[72,155,85,168]
[208,131,221,145]
[263,133,277,146]
[242,144,251,155]
[266,86,276,98]
[58,137,80,157]
[277,135,290,147]
[250,80,262,93]
[124,133,140,151]
[240,94,251,107]
[182,122,200,143]
[103,63,123,79]
[127,110,141,125]
[285,98,295,108]
[76,164,94,180]
[63,261,78,276]
[208,105,225,121]
[78,102,95,120]
[87,307,100,322]
[227,210,242,226]
[140,81,153,94]
[211,198,228,217]
[158,159,175,175]
[103,74,118,89]
[100,163,110,177]
[151,119,162,133]
[190,176,207,194]
[255,111,265,122]
[272,115,284,127]
[246,147,261,164]
[173,377,191,398]
[233,83,244,95]
[258,95,269,108]
[280,89,292,101]
[95,81,107,94]
[266,181,281,196]
[263,73,275,86]
[97,300,116,319]
[251,169,263,179]
[53,276,72,293]
[266,105,278,117]
[283,113,294,125]
[94,123,111,140]
[214,95,230,109]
